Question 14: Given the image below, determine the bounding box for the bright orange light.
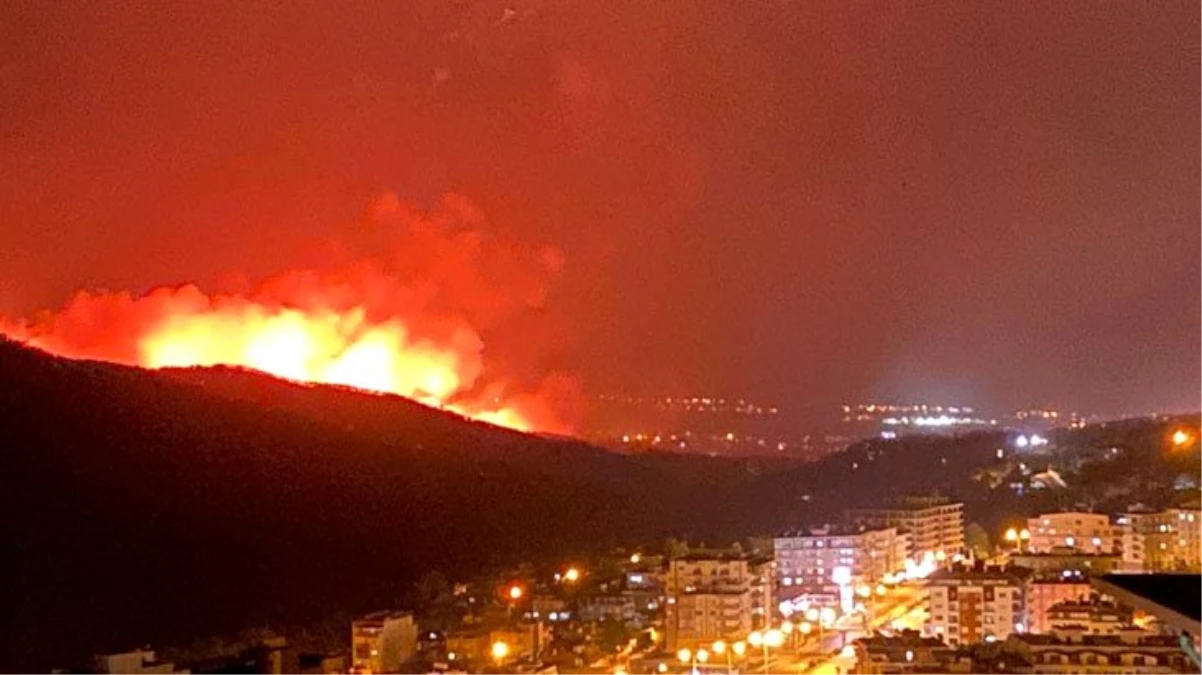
[134,302,538,431]
[1172,429,1192,447]
[490,641,509,662]
[508,585,524,600]
[1004,528,1018,542]
[563,567,581,582]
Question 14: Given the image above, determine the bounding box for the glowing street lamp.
[508,584,524,601]
[490,640,510,667]
[765,629,784,648]
[732,641,747,657]
[564,567,581,583]
[1004,527,1018,543]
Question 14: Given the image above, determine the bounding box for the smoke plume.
[1,193,578,434]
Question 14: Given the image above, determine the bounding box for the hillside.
[2,337,1193,671]
[0,339,758,671]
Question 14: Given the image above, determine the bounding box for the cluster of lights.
[612,431,791,452]
[1015,408,1060,421]
[843,403,977,423]
[597,395,779,416]
[1014,433,1049,448]
[881,414,994,428]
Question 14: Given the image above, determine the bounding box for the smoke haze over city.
[2,0,1198,427]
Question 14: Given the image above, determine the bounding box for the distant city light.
[564,567,581,582]
[1172,429,1192,447]
[508,585,524,600]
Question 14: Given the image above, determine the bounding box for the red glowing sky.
[1,0,1198,423]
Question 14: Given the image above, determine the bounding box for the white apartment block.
[1027,512,1116,554]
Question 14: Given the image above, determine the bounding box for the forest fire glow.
[1,193,577,434]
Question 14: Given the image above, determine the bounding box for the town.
[75,423,1201,675]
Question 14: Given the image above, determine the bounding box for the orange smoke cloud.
[1,193,578,434]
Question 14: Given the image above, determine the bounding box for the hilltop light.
[1172,429,1191,447]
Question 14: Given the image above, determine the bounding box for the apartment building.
[1027,512,1116,554]
[664,552,772,650]
[774,525,909,596]
[847,495,964,560]
[926,566,1031,646]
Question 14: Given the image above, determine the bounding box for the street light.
[508,585,524,600]
[490,640,510,667]
[564,567,581,583]
[712,641,732,674]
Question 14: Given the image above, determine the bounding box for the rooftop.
[1091,574,1201,636]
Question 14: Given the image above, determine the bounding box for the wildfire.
[1,193,577,434]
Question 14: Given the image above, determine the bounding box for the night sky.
[2,0,1198,425]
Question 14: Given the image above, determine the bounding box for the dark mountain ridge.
[0,339,762,671]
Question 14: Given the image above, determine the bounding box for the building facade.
[664,553,771,650]
[926,567,1031,647]
[1005,629,1193,674]
[852,630,971,674]
[1027,580,1091,635]
[774,525,909,596]
[847,496,964,560]
[1047,599,1133,635]
[351,611,417,674]
[1117,507,1202,573]
[1027,512,1116,554]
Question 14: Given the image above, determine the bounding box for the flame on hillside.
[1,193,578,434]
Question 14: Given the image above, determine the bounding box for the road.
[634,585,928,674]
[778,584,927,674]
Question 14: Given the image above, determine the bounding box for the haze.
[2,0,1198,426]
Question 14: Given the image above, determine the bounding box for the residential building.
[774,525,909,597]
[1027,580,1091,634]
[1010,550,1123,576]
[847,495,964,560]
[351,610,418,674]
[1005,629,1194,673]
[623,564,664,613]
[93,649,183,675]
[1117,508,1202,573]
[1047,599,1134,635]
[444,625,548,667]
[926,565,1031,646]
[1027,512,1116,554]
[664,552,770,650]
[852,630,971,674]
[579,594,639,625]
